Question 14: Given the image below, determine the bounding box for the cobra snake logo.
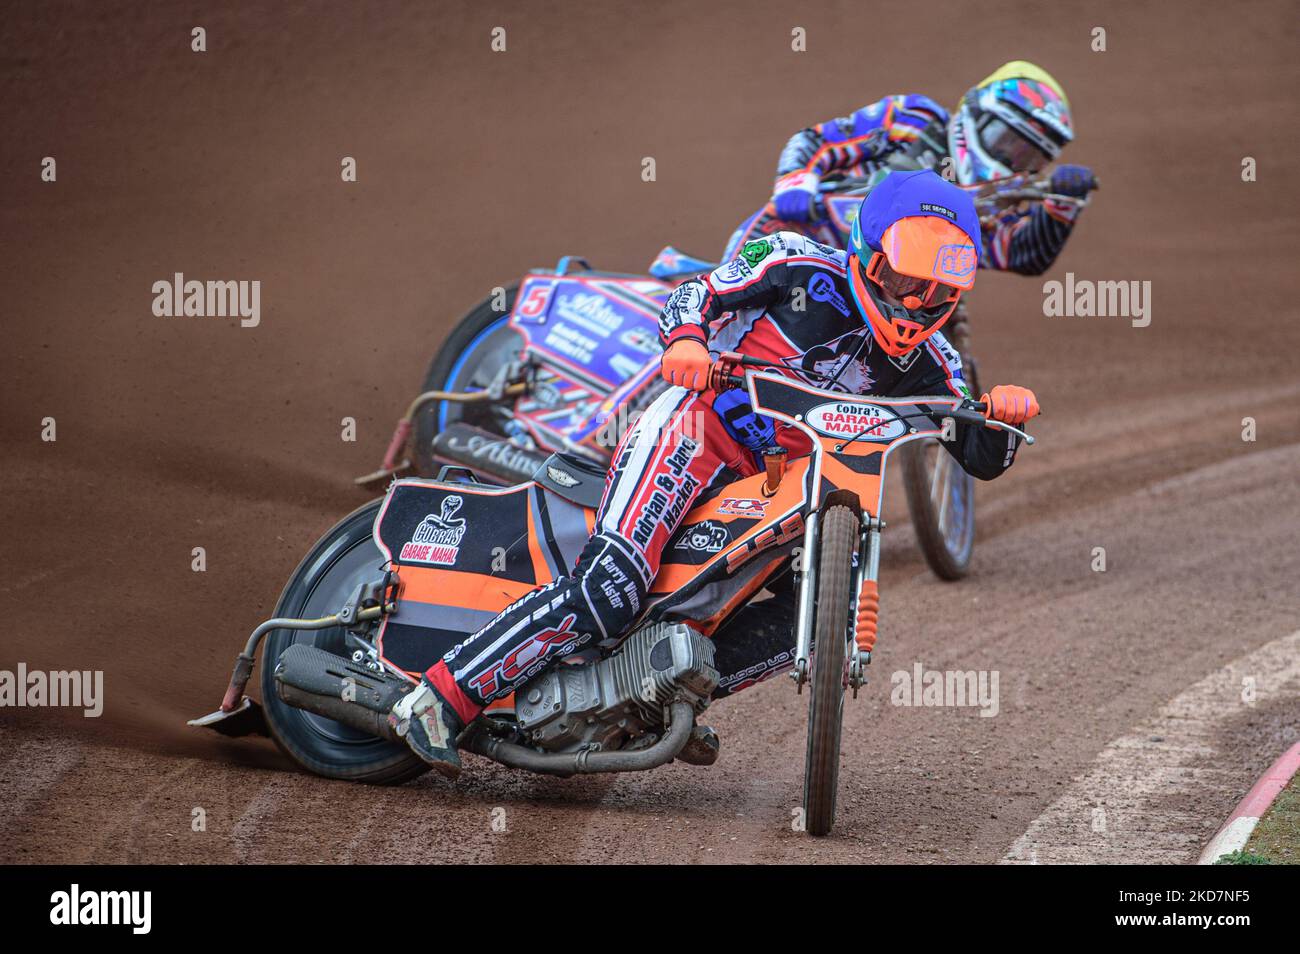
[413,495,467,545]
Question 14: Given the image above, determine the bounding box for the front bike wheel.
[901,439,975,580]
[803,504,858,837]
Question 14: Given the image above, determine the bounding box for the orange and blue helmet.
[847,170,980,357]
[949,61,1074,185]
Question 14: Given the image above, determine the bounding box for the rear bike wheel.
[803,504,858,836]
[261,500,428,785]
[901,438,975,580]
[412,285,521,476]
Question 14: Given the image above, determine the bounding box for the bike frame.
[744,371,969,687]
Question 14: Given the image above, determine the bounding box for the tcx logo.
[718,497,769,517]
[467,611,588,699]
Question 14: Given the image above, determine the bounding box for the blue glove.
[1050,164,1097,198]
[772,171,819,222]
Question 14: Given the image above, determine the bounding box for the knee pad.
[572,532,649,641]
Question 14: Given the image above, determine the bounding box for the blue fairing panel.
[509,274,670,393]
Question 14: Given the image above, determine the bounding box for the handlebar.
[973,175,1098,224]
[794,173,1098,223]
[707,354,1035,445]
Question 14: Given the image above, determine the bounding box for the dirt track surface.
[2,1,1298,864]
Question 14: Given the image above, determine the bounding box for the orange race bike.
[369,174,1081,581]
[195,359,1034,836]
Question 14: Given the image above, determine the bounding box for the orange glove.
[661,337,712,390]
[981,385,1039,426]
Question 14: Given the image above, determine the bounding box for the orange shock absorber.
[854,579,879,654]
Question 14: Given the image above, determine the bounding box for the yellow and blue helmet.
[948,61,1074,185]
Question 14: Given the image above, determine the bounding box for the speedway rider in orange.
[389,171,1040,777]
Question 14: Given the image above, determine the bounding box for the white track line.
[230,779,283,864]
[1004,628,1300,864]
[113,759,202,863]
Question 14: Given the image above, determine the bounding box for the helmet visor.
[863,252,959,317]
[979,116,1051,173]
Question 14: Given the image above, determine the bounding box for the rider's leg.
[400,387,746,771]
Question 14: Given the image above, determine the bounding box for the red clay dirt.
[1,1,1298,864]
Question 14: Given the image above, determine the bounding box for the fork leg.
[791,511,821,691]
[849,515,882,693]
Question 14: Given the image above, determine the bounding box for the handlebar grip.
[710,372,745,391]
[950,401,1036,444]
[706,360,745,392]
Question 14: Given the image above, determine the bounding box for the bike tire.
[803,504,858,837]
[261,499,429,785]
[412,285,520,476]
[901,439,975,581]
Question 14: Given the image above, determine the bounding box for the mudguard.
[372,478,592,674]
[369,459,812,675]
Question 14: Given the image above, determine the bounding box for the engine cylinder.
[514,622,718,753]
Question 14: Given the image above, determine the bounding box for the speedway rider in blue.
[757,61,1096,368]
[389,171,1041,778]
[768,61,1095,276]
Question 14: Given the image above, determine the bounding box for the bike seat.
[532,452,607,510]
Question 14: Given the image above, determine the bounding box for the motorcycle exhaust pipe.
[463,701,696,777]
[275,643,696,776]
[273,644,411,743]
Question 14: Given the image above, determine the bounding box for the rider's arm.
[907,338,1021,481]
[657,233,809,347]
[947,420,1021,481]
[775,94,949,183]
[981,201,1080,276]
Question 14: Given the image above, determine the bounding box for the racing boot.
[388,677,464,780]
